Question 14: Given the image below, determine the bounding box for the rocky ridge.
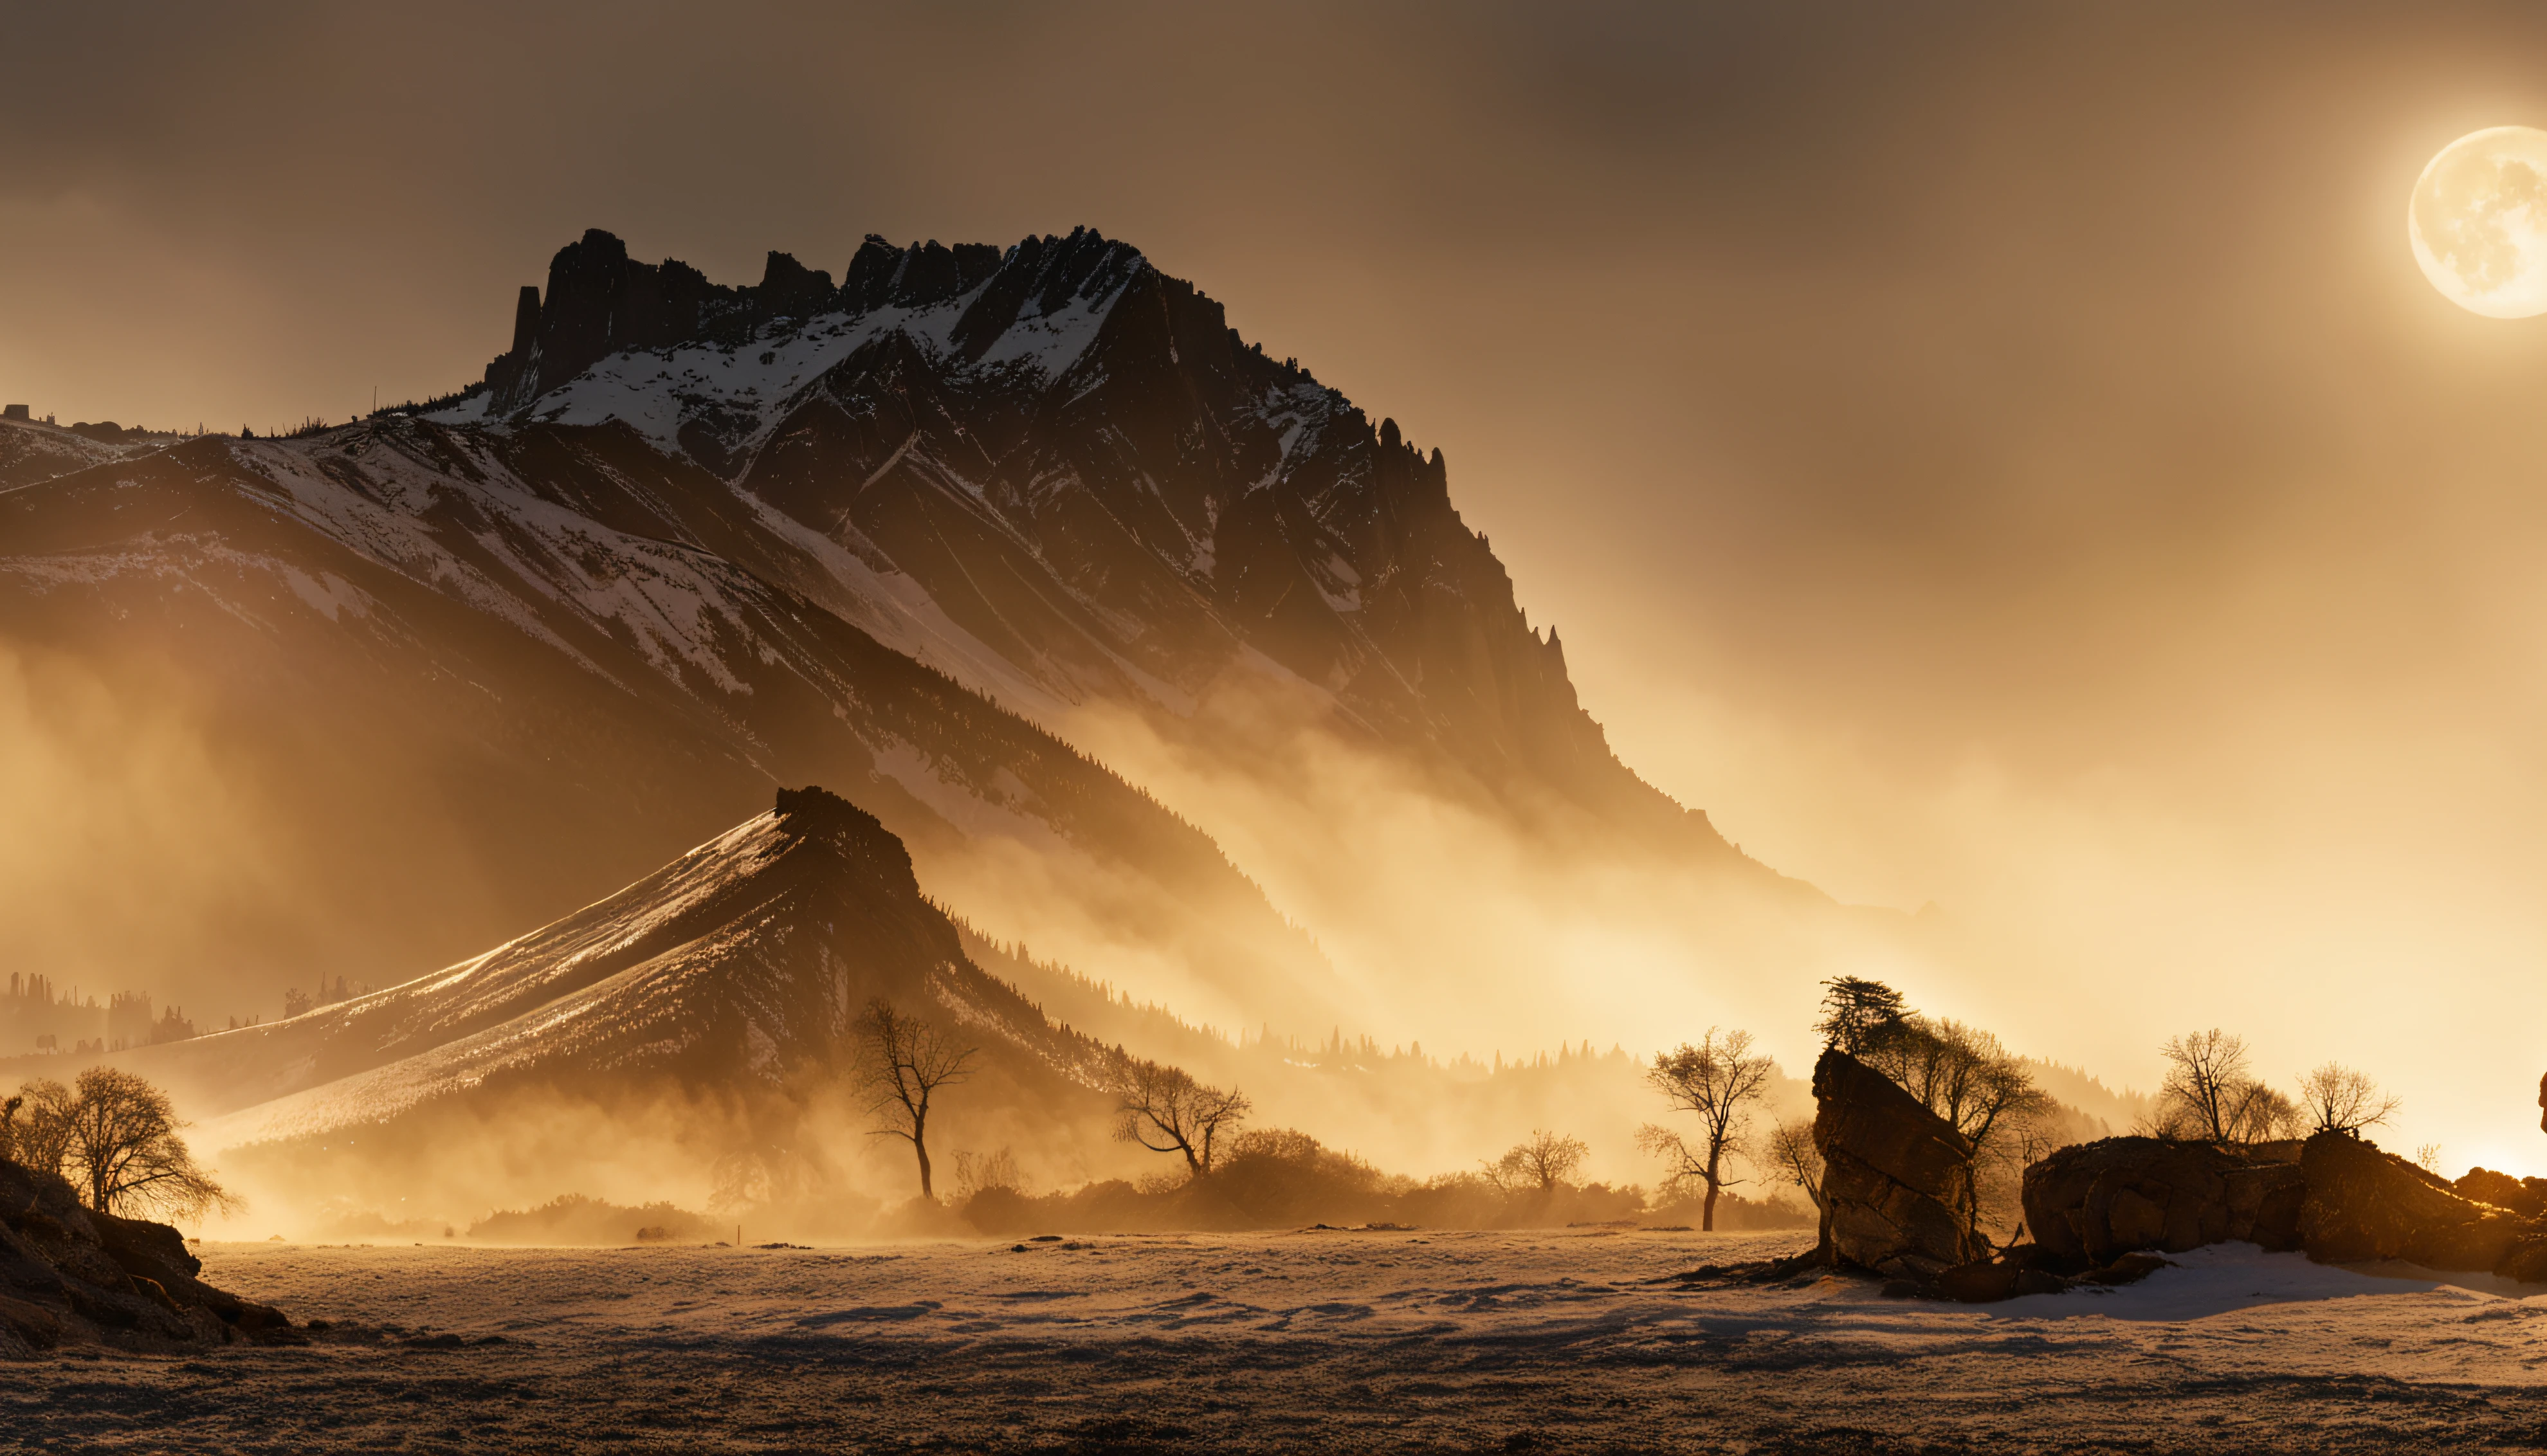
[437,227,1767,859]
[0,1156,298,1357]
[123,785,1113,1137]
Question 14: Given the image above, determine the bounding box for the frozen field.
[9,1229,2547,1453]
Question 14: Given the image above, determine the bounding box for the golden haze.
[3,5,2546,1183]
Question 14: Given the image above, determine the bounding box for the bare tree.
[2153,1030,2252,1143]
[1863,1019,2054,1152]
[16,1069,233,1219]
[2152,1030,2297,1147]
[2223,1082,2301,1144]
[1764,1118,1825,1215]
[953,1147,1027,1203]
[2296,1062,2399,1136]
[1488,1129,1588,1193]
[6,1080,74,1181]
[0,1093,21,1167]
[852,999,976,1199]
[708,1132,812,1214]
[1814,977,1908,1055]
[1109,1053,1250,1179]
[1860,1017,2058,1235]
[1642,1028,1776,1231]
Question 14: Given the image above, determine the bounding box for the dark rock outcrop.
[2021,1137,2304,1266]
[1931,1245,2072,1302]
[1932,1129,2547,1305]
[1811,1048,1987,1279]
[0,1158,299,1356]
[2455,1167,2547,1219]
[2298,1132,2541,1273]
[482,226,1149,415]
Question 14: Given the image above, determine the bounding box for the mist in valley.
[2,2,2542,1273]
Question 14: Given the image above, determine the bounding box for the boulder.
[2021,1137,2303,1266]
[2299,1132,2537,1272]
[2455,1167,2547,1219]
[1930,1243,2179,1304]
[1933,1253,2070,1303]
[0,1157,300,1356]
[91,1209,297,1340]
[1811,1048,1989,1278]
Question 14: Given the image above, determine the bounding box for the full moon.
[2410,126,2547,317]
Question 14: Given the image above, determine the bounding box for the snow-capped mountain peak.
[445,227,1151,479]
[412,225,1728,866]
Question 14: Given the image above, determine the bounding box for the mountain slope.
[0,226,1865,1063]
[0,415,172,491]
[437,228,1767,860]
[114,787,1104,1152]
[9,787,1154,1230]
[0,417,1335,1029]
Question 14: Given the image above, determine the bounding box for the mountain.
[89,784,1793,1218]
[124,788,1073,1124]
[98,787,1133,1221]
[0,227,1863,1067]
[0,372,1334,1033]
[438,228,1760,859]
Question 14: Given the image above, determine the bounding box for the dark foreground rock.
[1811,1048,1988,1279]
[2456,1166,2547,1219]
[0,1158,300,1356]
[1988,1130,2547,1300]
[2022,1136,2305,1266]
[2299,1131,2547,1278]
[1937,1130,2547,1304]
[1928,1246,2182,1302]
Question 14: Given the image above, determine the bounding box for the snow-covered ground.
[9,1233,2546,1452]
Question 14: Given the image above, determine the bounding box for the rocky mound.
[1811,1048,1988,1279]
[2022,1136,2304,1265]
[0,1158,299,1357]
[2300,1132,2547,1279]
[2455,1166,2547,1219]
[1939,1131,2547,1303]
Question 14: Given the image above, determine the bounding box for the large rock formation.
[2007,1131,2547,1291]
[2299,1132,2545,1274]
[1811,1048,1988,1278]
[1926,1129,2547,1305]
[480,228,1044,415]
[2021,1137,2304,1265]
[0,1158,299,1356]
[2455,1166,2547,1219]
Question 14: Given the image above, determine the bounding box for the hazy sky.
[9,3,2547,1165]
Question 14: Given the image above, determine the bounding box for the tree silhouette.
[1488,1129,1588,1192]
[2296,1062,2398,1137]
[1764,1118,1825,1215]
[1109,1053,1250,1178]
[2153,1030,2296,1145]
[1641,1028,1776,1230]
[10,1069,232,1218]
[852,999,976,1199]
[1858,1017,2057,1235]
[1814,977,1908,1055]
